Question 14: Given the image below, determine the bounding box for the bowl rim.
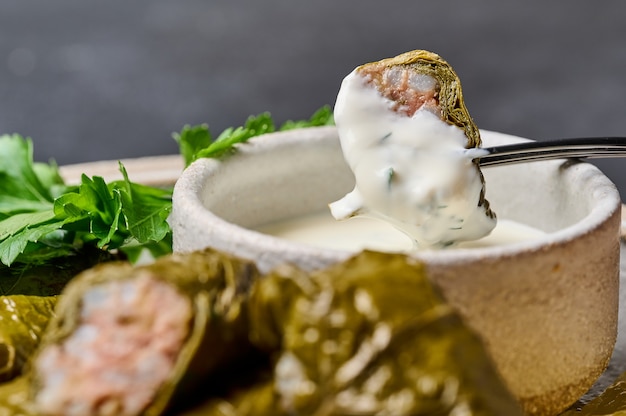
[171,126,622,266]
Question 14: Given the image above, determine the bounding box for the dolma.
[0,295,56,382]
[27,249,523,415]
[28,249,260,416]
[0,246,119,382]
[0,376,36,415]
[189,251,523,415]
[355,50,482,147]
[330,50,495,247]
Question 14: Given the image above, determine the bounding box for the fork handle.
[477,137,626,167]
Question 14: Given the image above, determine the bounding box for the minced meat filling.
[357,64,441,117]
[33,273,192,416]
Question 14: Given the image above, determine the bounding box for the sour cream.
[256,212,544,253]
[329,69,496,248]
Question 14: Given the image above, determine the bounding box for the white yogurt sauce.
[329,69,496,248]
[256,212,544,253]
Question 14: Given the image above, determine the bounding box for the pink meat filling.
[357,64,441,117]
[34,273,193,416]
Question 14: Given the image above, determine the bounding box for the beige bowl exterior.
[170,126,621,415]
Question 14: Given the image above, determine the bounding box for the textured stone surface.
[1,1,625,195]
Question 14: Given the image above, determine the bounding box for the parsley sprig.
[0,134,173,266]
[0,106,333,267]
[174,105,333,166]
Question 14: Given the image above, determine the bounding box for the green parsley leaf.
[53,175,125,249]
[120,233,173,264]
[0,106,334,268]
[0,196,54,218]
[0,219,66,266]
[172,124,212,168]
[279,105,334,131]
[194,112,276,161]
[0,211,57,241]
[116,163,172,244]
[0,135,64,218]
[174,106,335,167]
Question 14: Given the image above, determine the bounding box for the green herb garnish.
[0,106,334,268]
[0,134,173,266]
[173,105,334,167]
[386,167,395,191]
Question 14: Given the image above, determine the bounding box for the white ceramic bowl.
[169,126,621,415]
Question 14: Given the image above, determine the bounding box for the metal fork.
[476,137,626,167]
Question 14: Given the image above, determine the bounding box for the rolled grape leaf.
[0,246,120,382]
[0,376,36,415]
[26,249,523,415]
[331,49,496,248]
[195,250,523,415]
[28,249,260,416]
[357,50,494,223]
[0,296,56,382]
[356,49,481,148]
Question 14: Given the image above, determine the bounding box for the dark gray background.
[1,1,625,196]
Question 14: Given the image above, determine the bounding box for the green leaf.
[53,174,125,249]
[172,124,212,168]
[0,106,334,268]
[0,211,57,241]
[173,106,335,167]
[90,189,123,248]
[53,194,86,219]
[279,105,335,131]
[119,233,173,264]
[33,160,68,199]
[0,197,54,218]
[0,135,58,203]
[195,112,276,160]
[116,163,172,244]
[0,219,66,266]
[81,175,120,225]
